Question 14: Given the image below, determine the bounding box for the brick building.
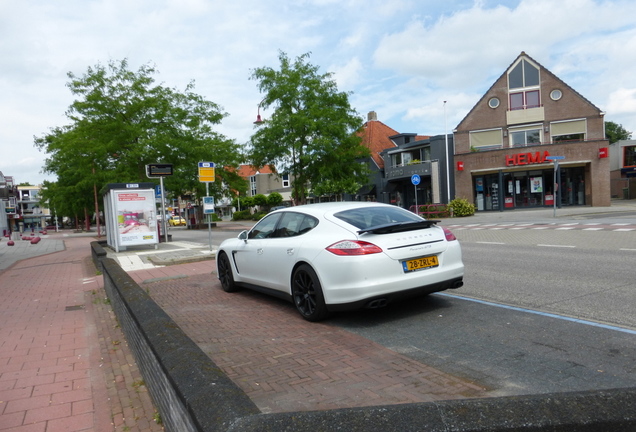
[453,52,610,211]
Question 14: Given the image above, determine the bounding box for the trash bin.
[623,188,630,200]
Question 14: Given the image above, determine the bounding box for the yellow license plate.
[402,256,439,272]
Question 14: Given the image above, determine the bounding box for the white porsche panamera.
[216,202,464,321]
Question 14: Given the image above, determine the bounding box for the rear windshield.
[334,206,422,230]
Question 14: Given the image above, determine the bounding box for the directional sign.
[411,174,421,186]
[198,162,216,182]
[546,156,565,160]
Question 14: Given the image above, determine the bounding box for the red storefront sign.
[505,150,551,167]
[598,147,608,158]
[457,161,464,171]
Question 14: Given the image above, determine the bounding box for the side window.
[273,213,318,237]
[248,214,281,239]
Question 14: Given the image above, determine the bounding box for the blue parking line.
[437,293,636,335]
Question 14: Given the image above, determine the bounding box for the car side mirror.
[238,230,248,242]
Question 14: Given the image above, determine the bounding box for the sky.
[2,0,636,185]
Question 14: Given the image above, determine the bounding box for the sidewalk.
[1,200,635,430]
[0,234,163,431]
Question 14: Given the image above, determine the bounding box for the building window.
[509,90,540,110]
[282,174,290,188]
[511,128,541,147]
[469,129,503,151]
[550,89,562,100]
[625,146,636,167]
[488,97,500,108]
[250,176,257,196]
[550,119,586,143]
[508,59,540,89]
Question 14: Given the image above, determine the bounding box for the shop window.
[511,129,541,147]
[625,146,636,167]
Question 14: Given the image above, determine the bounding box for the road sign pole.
[206,182,212,251]
[553,161,558,218]
[160,176,168,243]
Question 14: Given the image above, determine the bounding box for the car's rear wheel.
[217,252,239,292]
[292,264,329,321]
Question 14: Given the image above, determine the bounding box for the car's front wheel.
[292,264,329,321]
[217,252,239,292]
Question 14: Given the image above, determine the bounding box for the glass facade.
[474,166,586,211]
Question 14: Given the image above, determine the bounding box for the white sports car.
[216,202,464,321]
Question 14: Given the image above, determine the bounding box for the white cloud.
[2,0,636,184]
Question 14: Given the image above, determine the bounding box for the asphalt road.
[169,215,636,396]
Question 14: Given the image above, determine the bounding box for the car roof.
[277,202,395,218]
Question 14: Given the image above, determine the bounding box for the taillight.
[326,240,383,256]
[443,227,457,241]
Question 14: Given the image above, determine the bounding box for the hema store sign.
[505,150,551,167]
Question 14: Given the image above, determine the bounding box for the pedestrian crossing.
[446,222,636,232]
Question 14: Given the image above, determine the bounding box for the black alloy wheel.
[217,252,238,292]
[292,264,329,321]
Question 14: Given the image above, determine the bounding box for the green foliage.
[34,59,244,222]
[253,210,268,220]
[211,213,221,221]
[605,121,632,144]
[266,192,283,207]
[232,195,254,210]
[249,52,369,205]
[252,194,268,207]
[448,198,476,217]
[232,210,252,220]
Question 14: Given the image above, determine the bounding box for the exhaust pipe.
[366,298,388,309]
[451,280,464,289]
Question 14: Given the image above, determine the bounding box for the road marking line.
[620,248,636,251]
[437,293,636,335]
[582,228,604,231]
[555,227,576,230]
[613,228,636,232]
[476,241,506,245]
[537,244,576,248]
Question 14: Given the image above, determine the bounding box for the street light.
[254,99,266,125]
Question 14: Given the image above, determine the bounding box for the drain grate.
[65,305,84,311]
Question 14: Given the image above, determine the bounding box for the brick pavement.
[0,234,163,432]
[139,272,490,414]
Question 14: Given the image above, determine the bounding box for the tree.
[605,121,632,144]
[34,59,246,229]
[266,192,283,207]
[249,52,370,205]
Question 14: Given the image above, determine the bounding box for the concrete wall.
[92,242,636,432]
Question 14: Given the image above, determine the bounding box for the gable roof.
[236,164,275,178]
[358,116,400,169]
[455,51,603,130]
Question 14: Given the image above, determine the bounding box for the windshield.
[334,206,423,230]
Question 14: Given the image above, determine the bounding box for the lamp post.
[444,101,451,204]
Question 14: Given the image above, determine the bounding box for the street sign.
[411,174,421,186]
[546,156,565,160]
[198,162,216,182]
[146,163,173,178]
[203,196,215,214]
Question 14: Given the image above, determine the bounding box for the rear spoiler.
[358,220,440,235]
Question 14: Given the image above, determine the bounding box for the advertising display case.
[103,183,158,252]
